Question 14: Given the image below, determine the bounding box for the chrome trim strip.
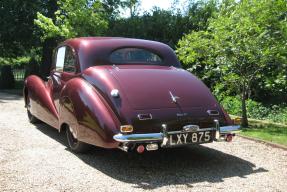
[220,125,241,133]
[113,133,163,142]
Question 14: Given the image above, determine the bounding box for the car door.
[50,46,77,112]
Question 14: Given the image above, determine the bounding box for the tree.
[101,0,127,20]
[177,0,287,127]
[34,0,108,78]
[108,1,217,49]
[177,31,218,87]
[123,0,141,18]
[185,0,219,31]
[0,0,43,57]
[37,0,58,79]
[35,0,108,40]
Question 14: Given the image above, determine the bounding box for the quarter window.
[55,46,76,73]
[55,47,66,71]
[63,47,76,73]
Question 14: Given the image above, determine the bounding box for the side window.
[63,47,76,73]
[55,46,66,72]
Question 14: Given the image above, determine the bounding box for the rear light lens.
[146,143,159,151]
[233,117,242,125]
[120,125,133,133]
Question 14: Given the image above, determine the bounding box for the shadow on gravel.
[35,123,267,190]
[0,92,23,103]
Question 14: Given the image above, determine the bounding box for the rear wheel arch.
[25,86,41,124]
[58,95,78,134]
[59,78,120,148]
[60,122,91,153]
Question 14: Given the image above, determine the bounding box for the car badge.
[137,114,152,120]
[176,113,188,117]
[169,91,180,103]
[183,124,199,132]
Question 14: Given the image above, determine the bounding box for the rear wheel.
[66,125,91,153]
[26,95,40,124]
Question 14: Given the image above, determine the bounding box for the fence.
[12,69,25,81]
[0,66,25,81]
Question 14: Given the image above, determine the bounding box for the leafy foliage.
[108,8,188,48]
[35,0,108,40]
[108,0,218,49]
[0,57,30,67]
[0,0,44,57]
[221,96,287,124]
[178,0,287,126]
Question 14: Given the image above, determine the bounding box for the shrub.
[220,96,242,116]
[0,57,30,68]
[220,96,287,124]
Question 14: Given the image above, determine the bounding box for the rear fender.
[60,78,120,148]
[24,75,58,128]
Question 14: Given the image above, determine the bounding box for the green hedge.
[220,96,287,124]
[0,57,30,68]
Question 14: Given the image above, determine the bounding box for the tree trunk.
[39,38,57,79]
[241,86,249,127]
[39,0,58,80]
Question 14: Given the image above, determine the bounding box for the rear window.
[110,48,162,64]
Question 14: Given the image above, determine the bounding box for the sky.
[121,0,188,16]
[140,0,176,11]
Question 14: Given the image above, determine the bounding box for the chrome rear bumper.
[113,133,163,142]
[113,124,240,143]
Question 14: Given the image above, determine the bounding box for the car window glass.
[56,47,66,72]
[64,47,76,73]
[110,48,162,64]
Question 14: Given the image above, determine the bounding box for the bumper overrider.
[113,120,240,152]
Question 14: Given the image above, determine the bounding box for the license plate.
[168,131,213,146]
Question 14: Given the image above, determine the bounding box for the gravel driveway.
[0,92,287,192]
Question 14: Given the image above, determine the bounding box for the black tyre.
[27,109,41,124]
[66,126,91,153]
[26,96,40,124]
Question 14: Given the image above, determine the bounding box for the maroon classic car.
[24,37,240,153]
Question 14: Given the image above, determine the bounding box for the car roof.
[61,37,181,71]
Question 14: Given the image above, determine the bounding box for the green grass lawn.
[239,118,287,146]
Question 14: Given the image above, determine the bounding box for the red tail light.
[226,134,233,142]
[137,145,145,153]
